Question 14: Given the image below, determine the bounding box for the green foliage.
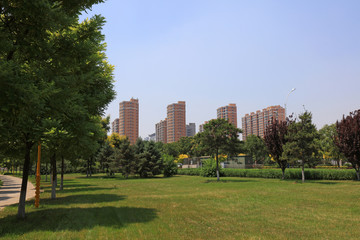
[178,168,357,180]
[197,119,241,180]
[200,159,224,177]
[162,155,178,177]
[113,137,135,178]
[162,142,180,158]
[136,141,163,178]
[282,111,320,182]
[318,124,344,166]
[244,135,268,164]
[96,141,115,175]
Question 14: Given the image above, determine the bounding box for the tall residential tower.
[217,103,237,127]
[119,98,139,144]
[167,101,186,143]
[242,105,285,140]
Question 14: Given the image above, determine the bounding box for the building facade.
[186,123,196,137]
[166,101,186,143]
[242,105,285,140]
[155,119,167,143]
[111,118,120,134]
[119,98,139,144]
[217,103,237,127]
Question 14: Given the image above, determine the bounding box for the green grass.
[0,174,360,239]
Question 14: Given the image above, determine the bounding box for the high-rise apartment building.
[217,103,237,127]
[112,118,120,134]
[167,101,186,143]
[155,119,167,143]
[242,105,285,140]
[119,98,139,144]
[186,123,196,137]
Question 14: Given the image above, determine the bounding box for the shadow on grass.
[0,206,157,237]
[311,181,341,185]
[38,194,127,205]
[23,194,126,206]
[202,179,258,183]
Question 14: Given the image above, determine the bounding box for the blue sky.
[81,0,360,138]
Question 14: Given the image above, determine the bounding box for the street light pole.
[285,88,296,117]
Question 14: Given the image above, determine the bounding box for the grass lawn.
[0,174,359,239]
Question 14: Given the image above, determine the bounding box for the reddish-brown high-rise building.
[217,103,237,127]
[112,118,120,134]
[166,101,186,143]
[119,98,139,144]
[155,119,167,143]
[242,105,285,140]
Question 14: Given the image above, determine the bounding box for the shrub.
[200,159,224,177]
[162,155,178,177]
[177,168,357,180]
[177,168,201,176]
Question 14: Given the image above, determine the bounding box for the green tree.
[96,141,115,175]
[244,135,268,166]
[162,154,178,177]
[177,137,194,156]
[318,124,344,167]
[282,111,320,183]
[136,140,163,178]
[197,119,241,181]
[264,118,291,179]
[0,0,114,218]
[335,110,360,180]
[113,137,135,178]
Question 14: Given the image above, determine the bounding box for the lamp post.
[285,88,296,117]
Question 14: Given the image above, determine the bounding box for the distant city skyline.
[81,0,360,138]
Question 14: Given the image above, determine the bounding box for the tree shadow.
[311,181,341,185]
[202,179,258,183]
[58,187,114,193]
[0,190,20,194]
[0,206,157,237]
[0,196,11,201]
[35,194,127,205]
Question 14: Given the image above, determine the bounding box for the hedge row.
[177,168,357,180]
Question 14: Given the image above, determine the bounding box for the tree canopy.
[335,109,360,180]
[281,111,320,183]
[197,118,241,181]
[0,0,115,218]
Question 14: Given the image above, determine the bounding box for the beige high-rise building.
[155,119,167,143]
[119,98,139,144]
[217,103,237,127]
[167,101,186,143]
[112,118,120,134]
[242,105,285,140]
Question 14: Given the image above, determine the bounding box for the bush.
[200,159,223,178]
[162,155,178,177]
[177,168,357,180]
[177,168,201,176]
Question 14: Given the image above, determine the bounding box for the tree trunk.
[216,150,220,181]
[60,156,64,190]
[51,152,57,199]
[281,167,285,180]
[89,158,92,177]
[86,160,89,178]
[45,162,48,182]
[17,141,33,219]
[301,162,305,183]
